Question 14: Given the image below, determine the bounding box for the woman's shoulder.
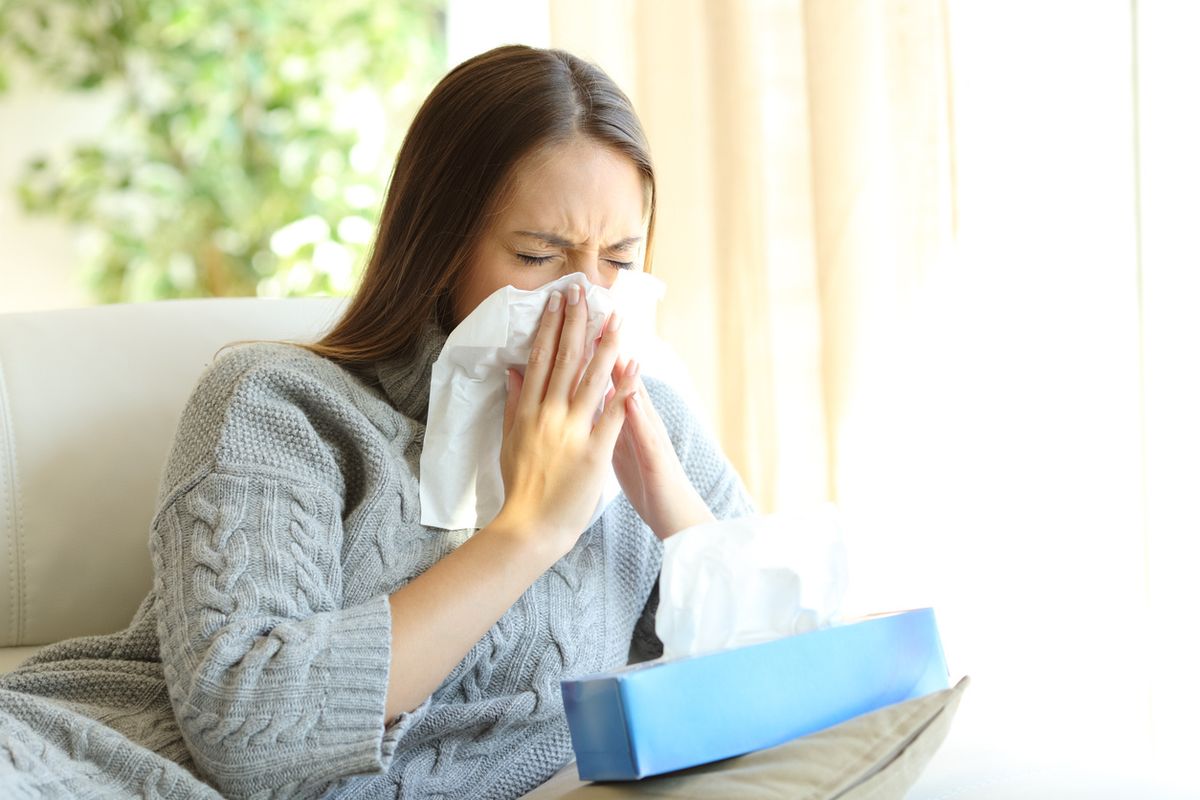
[198,339,332,389]
[184,340,358,428]
[192,339,391,414]
[157,340,395,505]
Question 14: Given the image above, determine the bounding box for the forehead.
[494,138,648,237]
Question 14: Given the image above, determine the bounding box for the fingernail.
[567,284,581,305]
[628,359,640,379]
[505,368,511,391]
[548,291,562,312]
[607,311,623,334]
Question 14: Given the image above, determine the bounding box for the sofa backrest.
[0,296,348,648]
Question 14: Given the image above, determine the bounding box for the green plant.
[0,0,445,302]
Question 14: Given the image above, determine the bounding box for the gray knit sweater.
[0,321,754,799]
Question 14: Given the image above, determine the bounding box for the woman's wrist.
[486,504,573,563]
[652,480,716,541]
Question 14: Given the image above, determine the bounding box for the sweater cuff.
[316,593,428,775]
[382,694,433,758]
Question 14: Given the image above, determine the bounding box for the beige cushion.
[0,645,41,674]
[522,676,969,800]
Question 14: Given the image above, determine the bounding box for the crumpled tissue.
[656,506,849,659]
[420,270,666,531]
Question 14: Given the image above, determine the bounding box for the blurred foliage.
[0,0,445,301]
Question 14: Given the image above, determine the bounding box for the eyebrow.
[514,230,644,249]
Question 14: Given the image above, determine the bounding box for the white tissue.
[420,270,666,531]
[655,507,849,659]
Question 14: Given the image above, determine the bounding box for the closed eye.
[516,253,637,270]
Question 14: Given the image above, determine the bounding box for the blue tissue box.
[560,607,949,781]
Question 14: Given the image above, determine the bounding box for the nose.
[570,253,617,289]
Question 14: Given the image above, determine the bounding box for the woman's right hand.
[494,282,639,558]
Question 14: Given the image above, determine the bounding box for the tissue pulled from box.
[656,507,848,659]
[419,270,665,531]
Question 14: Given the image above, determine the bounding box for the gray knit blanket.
[0,323,754,799]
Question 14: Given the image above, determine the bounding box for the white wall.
[445,0,548,67]
[0,65,120,313]
[1136,0,1200,766]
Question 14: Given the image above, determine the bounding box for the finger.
[601,325,631,404]
[584,313,615,377]
[519,290,565,415]
[502,368,524,438]
[623,380,658,463]
[570,310,623,424]
[545,283,588,404]
[573,313,615,398]
[633,377,672,439]
[592,358,640,451]
[611,352,631,385]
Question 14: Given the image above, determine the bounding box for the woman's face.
[453,136,649,326]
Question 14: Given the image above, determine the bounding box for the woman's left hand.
[606,356,716,540]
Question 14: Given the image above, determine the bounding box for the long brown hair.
[226,45,657,368]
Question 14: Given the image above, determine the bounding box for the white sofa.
[3,298,1191,799]
[0,296,349,672]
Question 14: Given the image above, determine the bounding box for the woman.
[0,45,753,799]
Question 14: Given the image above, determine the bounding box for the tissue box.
[560,607,949,781]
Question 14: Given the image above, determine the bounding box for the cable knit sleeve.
[149,469,424,799]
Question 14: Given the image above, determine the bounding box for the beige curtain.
[549,0,955,514]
